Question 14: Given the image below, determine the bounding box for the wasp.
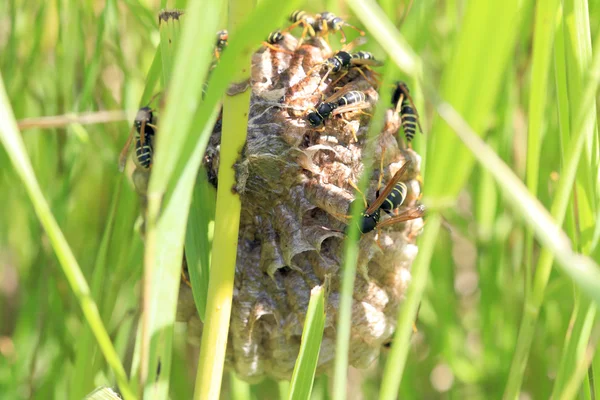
[392,81,423,144]
[309,39,382,90]
[350,160,424,234]
[313,12,365,43]
[214,30,228,60]
[262,30,294,54]
[306,88,370,142]
[307,89,369,127]
[119,95,160,171]
[283,10,318,46]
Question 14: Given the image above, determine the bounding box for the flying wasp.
[391,81,423,144]
[118,95,161,171]
[348,160,424,234]
[313,11,365,43]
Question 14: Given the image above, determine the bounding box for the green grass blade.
[505,5,600,397]
[548,0,599,396]
[379,214,441,400]
[70,178,126,399]
[433,97,600,302]
[152,0,301,203]
[192,0,255,395]
[348,0,419,77]
[423,0,528,200]
[561,0,599,253]
[184,170,216,322]
[551,295,596,398]
[524,0,561,296]
[230,372,251,400]
[0,74,135,400]
[288,284,327,400]
[76,0,113,110]
[331,61,397,400]
[158,10,180,86]
[139,2,222,397]
[141,48,163,105]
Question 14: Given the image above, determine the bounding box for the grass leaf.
[288,284,327,400]
[0,72,136,400]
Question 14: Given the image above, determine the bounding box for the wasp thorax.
[176,23,424,383]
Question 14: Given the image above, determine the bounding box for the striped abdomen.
[352,51,375,60]
[290,10,314,25]
[267,30,284,44]
[400,100,418,142]
[337,91,365,107]
[379,182,408,214]
[135,133,154,169]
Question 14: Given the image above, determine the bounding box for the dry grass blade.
[17,110,129,130]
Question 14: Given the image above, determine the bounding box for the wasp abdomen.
[380,182,408,214]
[135,135,154,169]
[400,103,418,141]
[337,91,366,107]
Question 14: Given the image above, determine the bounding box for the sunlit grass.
[1,0,599,399]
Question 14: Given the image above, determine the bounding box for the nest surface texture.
[176,34,424,382]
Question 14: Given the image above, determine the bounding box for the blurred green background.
[0,0,599,399]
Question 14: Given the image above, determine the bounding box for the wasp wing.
[365,160,411,215]
[118,124,136,172]
[331,102,371,116]
[376,204,424,228]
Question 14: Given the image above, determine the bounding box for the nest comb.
[174,33,424,382]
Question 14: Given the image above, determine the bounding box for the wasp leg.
[347,179,368,208]
[339,117,358,142]
[358,67,381,87]
[328,71,349,89]
[336,27,347,43]
[262,41,294,54]
[375,230,385,251]
[377,148,386,195]
[294,22,317,48]
[311,66,333,95]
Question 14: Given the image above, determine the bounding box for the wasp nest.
[176,34,424,382]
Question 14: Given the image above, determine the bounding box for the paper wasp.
[214,30,228,60]
[348,160,424,234]
[307,87,370,130]
[118,94,160,171]
[262,30,294,54]
[309,38,382,90]
[313,12,365,43]
[283,10,318,46]
[392,81,423,143]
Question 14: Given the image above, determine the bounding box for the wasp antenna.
[346,22,365,36]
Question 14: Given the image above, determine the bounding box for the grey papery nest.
[173,34,424,382]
